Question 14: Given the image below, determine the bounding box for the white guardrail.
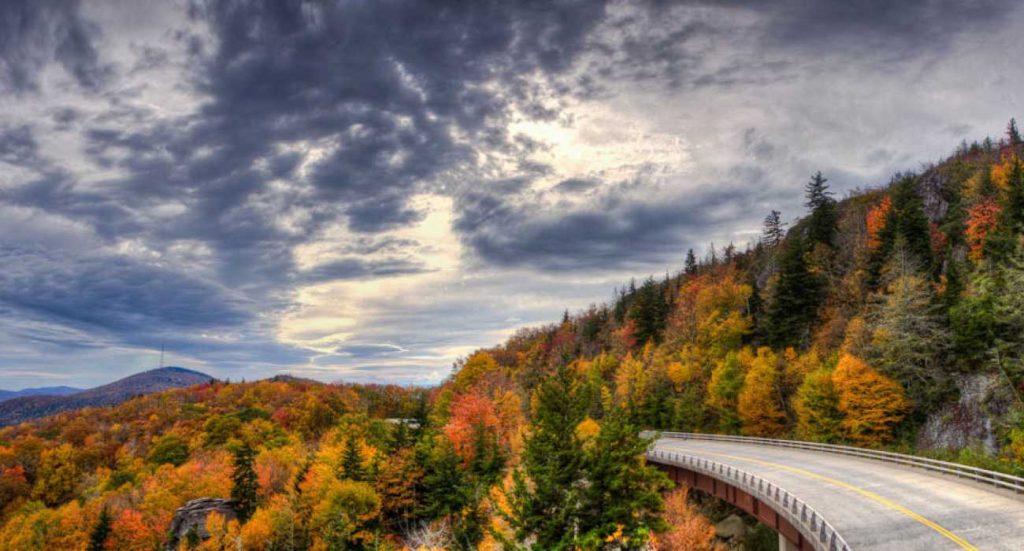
[649,431,1024,494]
[646,447,850,551]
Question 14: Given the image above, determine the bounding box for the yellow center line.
[690,449,978,551]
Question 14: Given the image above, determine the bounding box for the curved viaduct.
[646,433,1024,551]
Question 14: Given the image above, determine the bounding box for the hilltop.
[0,367,214,426]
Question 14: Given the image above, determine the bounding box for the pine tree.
[1003,156,1024,229]
[576,410,669,548]
[341,432,365,481]
[869,175,933,285]
[230,443,259,523]
[804,172,838,248]
[869,271,952,409]
[1008,118,1022,146]
[762,210,785,248]
[766,235,821,348]
[87,506,112,551]
[505,364,588,550]
[684,248,698,274]
[942,252,965,311]
[628,277,669,345]
[988,156,1024,262]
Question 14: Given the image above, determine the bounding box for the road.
[650,437,1024,550]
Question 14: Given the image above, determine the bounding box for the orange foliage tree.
[866,195,892,251]
[656,487,718,551]
[443,391,502,466]
[965,198,1002,261]
[832,355,910,446]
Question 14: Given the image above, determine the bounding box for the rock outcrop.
[917,373,1012,454]
[166,498,237,550]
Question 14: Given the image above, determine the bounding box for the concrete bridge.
[646,433,1024,551]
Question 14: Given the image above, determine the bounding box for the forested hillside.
[2,122,1024,550]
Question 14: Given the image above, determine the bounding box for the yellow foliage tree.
[832,355,910,446]
[706,352,745,433]
[794,368,842,443]
[454,351,500,392]
[737,347,786,437]
[840,316,871,359]
[614,353,648,409]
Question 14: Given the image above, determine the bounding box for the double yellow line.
[697,450,978,550]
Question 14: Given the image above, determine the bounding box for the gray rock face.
[166,497,237,550]
[917,373,1010,454]
[715,514,747,540]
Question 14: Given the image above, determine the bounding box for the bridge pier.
[779,532,800,551]
[656,463,810,551]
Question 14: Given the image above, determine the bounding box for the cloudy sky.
[1,0,1022,389]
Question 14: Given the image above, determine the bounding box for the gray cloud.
[0,0,111,92]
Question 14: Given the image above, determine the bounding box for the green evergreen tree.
[869,175,933,285]
[747,278,764,343]
[505,364,588,550]
[869,241,952,410]
[762,209,785,248]
[418,436,470,520]
[230,443,258,523]
[952,247,1024,403]
[577,409,669,548]
[628,277,669,345]
[988,157,1024,262]
[942,252,966,312]
[1003,157,1024,229]
[1008,117,1022,146]
[804,172,838,248]
[766,235,821,348]
[684,248,698,274]
[341,432,365,481]
[87,506,112,551]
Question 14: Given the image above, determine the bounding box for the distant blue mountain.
[0,367,214,426]
[0,386,82,401]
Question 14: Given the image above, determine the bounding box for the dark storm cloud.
[756,0,1014,59]
[553,178,599,193]
[298,257,432,284]
[0,125,39,166]
[454,177,783,271]
[16,0,613,292]
[0,0,111,92]
[584,0,1017,93]
[0,249,251,333]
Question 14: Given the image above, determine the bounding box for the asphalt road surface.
[651,438,1024,550]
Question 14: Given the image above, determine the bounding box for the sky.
[1,0,1023,389]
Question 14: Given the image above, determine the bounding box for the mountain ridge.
[0,386,82,401]
[0,366,215,426]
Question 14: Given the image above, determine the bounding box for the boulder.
[715,514,747,540]
[166,497,238,550]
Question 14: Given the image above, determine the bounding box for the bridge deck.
[651,438,1024,550]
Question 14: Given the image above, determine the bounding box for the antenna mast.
[159,344,165,369]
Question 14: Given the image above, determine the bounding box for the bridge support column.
[778,532,800,551]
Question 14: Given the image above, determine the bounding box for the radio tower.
[159,344,165,369]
